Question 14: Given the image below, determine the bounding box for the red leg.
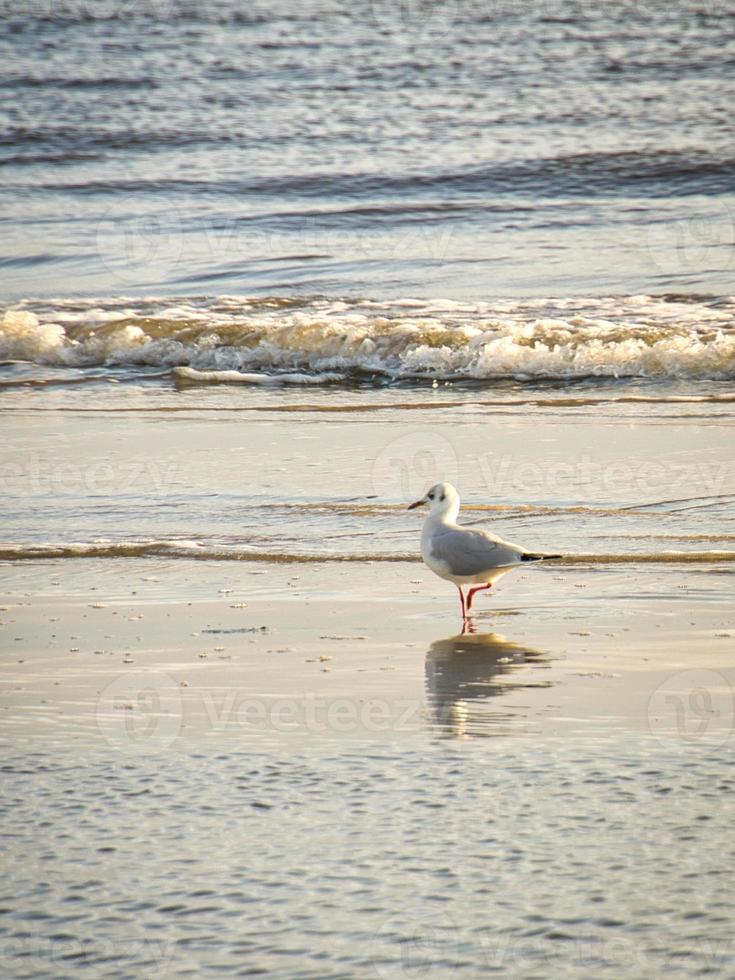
[466,583,492,610]
[457,586,466,619]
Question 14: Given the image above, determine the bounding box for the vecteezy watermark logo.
[367,0,458,38]
[647,669,735,746]
[371,430,459,500]
[21,0,175,20]
[643,202,735,276]
[96,671,182,753]
[468,453,731,500]
[372,911,460,979]
[0,456,180,495]
[197,692,421,736]
[96,203,183,286]
[3,934,178,978]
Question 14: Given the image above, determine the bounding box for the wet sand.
[2,536,734,980]
[2,559,733,751]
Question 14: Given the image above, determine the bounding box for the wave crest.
[2,295,734,382]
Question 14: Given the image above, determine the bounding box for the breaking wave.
[2,293,734,383]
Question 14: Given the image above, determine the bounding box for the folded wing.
[430,527,525,577]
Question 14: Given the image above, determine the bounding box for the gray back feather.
[431,527,523,577]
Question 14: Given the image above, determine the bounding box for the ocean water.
[2,2,735,977]
[1,0,734,298]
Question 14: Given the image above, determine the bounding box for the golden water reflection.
[424,631,550,738]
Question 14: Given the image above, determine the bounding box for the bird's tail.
[521,552,562,562]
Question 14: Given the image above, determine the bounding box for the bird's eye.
[427,492,434,500]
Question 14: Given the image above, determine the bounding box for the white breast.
[421,538,457,582]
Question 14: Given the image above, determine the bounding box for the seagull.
[408,482,561,618]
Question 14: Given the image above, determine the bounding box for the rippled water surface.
[1,0,734,297]
[2,740,735,978]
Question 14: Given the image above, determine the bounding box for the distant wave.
[205,149,735,200]
[2,294,734,383]
[8,148,733,199]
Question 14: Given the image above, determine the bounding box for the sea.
[2,1,735,976]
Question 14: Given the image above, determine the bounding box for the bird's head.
[407,482,459,517]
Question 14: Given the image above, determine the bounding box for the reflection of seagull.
[425,631,547,738]
[408,482,561,618]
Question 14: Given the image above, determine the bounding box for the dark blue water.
[1,0,733,299]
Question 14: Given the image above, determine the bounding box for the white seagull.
[408,482,561,618]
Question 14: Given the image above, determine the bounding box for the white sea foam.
[173,367,345,385]
[2,295,734,382]
[0,309,66,356]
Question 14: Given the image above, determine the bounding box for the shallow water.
[1,330,734,565]
[2,738,735,978]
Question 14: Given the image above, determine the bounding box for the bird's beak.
[407,497,426,510]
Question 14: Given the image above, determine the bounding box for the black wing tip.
[521,553,562,562]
